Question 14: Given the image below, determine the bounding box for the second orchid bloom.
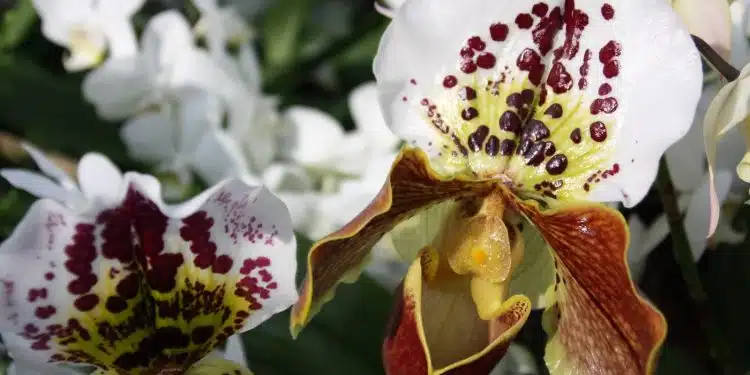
[291,0,702,375]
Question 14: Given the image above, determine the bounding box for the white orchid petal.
[100,20,138,59]
[31,0,93,47]
[141,11,194,77]
[281,106,346,167]
[348,82,400,150]
[374,0,701,207]
[97,0,145,17]
[703,64,750,236]
[19,143,75,189]
[120,111,178,164]
[82,57,151,120]
[672,0,732,59]
[178,90,223,152]
[190,130,250,185]
[77,153,124,207]
[0,169,70,202]
[223,334,248,368]
[3,334,82,375]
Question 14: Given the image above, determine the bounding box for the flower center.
[422,191,524,320]
[400,1,624,201]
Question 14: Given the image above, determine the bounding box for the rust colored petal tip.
[290,148,500,336]
[505,195,666,375]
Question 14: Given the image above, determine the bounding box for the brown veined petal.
[382,259,531,375]
[503,192,666,375]
[290,147,501,335]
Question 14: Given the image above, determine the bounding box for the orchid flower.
[290,1,702,375]
[120,89,250,196]
[31,0,145,71]
[82,10,243,122]
[0,147,297,374]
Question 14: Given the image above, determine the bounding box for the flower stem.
[655,158,731,374]
[692,35,740,81]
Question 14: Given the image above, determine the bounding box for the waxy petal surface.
[0,179,296,373]
[291,148,501,334]
[383,260,530,375]
[502,196,666,374]
[374,0,701,206]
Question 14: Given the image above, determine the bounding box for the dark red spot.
[154,327,190,349]
[116,273,140,299]
[35,305,56,319]
[598,83,612,95]
[506,93,524,109]
[468,125,490,152]
[599,40,621,63]
[499,111,521,133]
[523,120,550,141]
[146,253,184,293]
[460,60,477,74]
[460,46,475,59]
[443,75,458,88]
[74,294,99,311]
[467,36,486,51]
[532,2,549,17]
[461,107,479,121]
[516,48,544,86]
[485,136,500,156]
[546,62,573,94]
[545,103,563,118]
[515,13,534,29]
[68,273,97,295]
[521,89,535,104]
[601,4,615,20]
[460,86,477,101]
[191,326,214,344]
[212,255,233,274]
[401,96,407,102]
[584,183,590,191]
[558,0,589,60]
[603,60,620,78]
[106,296,128,313]
[544,141,556,156]
[410,79,417,85]
[524,142,547,166]
[476,53,496,69]
[590,97,619,114]
[500,139,516,156]
[546,154,568,175]
[44,272,54,281]
[589,121,608,142]
[489,23,509,41]
[570,128,582,143]
[531,6,563,56]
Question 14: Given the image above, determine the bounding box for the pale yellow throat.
[420,192,524,320]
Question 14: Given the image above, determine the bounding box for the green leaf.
[0,0,36,50]
[262,0,310,78]
[242,234,392,375]
[0,54,129,163]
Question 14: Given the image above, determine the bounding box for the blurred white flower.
[31,0,145,71]
[82,10,243,122]
[0,143,159,217]
[120,89,250,194]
